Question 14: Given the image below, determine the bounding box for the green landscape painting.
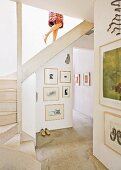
[103,47,121,101]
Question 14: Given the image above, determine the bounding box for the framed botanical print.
[100,39,121,110]
[83,72,90,86]
[104,112,121,155]
[44,68,58,85]
[60,71,71,83]
[43,87,59,101]
[45,104,64,121]
[75,74,80,86]
[62,86,70,97]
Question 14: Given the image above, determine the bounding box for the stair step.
[0,89,16,101]
[0,80,17,89]
[21,131,35,143]
[0,112,17,126]
[4,134,20,148]
[19,140,36,159]
[0,101,16,112]
[0,123,18,144]
[0,146,41,170]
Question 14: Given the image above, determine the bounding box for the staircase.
[0,79,18,145]
[0,3,93,169]
[0,78,41,170]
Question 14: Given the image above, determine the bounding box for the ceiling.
[12,0,95,22]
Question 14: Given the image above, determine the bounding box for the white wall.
[0,0,17,76]
[22,4,82,64]
[73,48,94,118]
[94,0,121,169]
[36,46,73,132]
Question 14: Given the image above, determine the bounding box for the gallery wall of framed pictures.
[43,68,71,121]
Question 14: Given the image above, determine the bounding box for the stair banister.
[22,21,94,82]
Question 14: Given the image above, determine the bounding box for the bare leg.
[53,29,58,42]
[44,23,62,43]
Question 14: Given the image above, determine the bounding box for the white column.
[17,2,22,133]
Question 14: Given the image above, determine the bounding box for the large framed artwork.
[44,68,58,85]
[45,104,64,121]
[60,71,71,83]
[104,112,121,155]
[100,39,121,110]
[43,87,59,101]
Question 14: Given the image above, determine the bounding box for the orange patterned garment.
[48,12,63,28]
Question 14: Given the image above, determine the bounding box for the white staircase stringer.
[22,20,94,81]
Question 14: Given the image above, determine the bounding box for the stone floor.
[36,111,107,170]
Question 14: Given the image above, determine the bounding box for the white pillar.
[17,2,22,133]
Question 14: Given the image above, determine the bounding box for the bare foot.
[43,34,47,44]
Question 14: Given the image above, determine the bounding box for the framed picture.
[43,87,59,101]
[60,71,71,83]
[100,39,121,110]
[62,86,70,97]
[44,68,58,85]
[45,104,64,121]
[83,72,90,86]
[104,112,121,155]
[75,74,80,86]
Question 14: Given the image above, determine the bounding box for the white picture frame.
[100,39,121,110]
[43,87,59,101]
[62,86,70,98]
[60,71,71,83]
[75,74,81,86]
[44,68,58,85]
[83,72,90,86]
[104,112,121,155]
[45,104,64,121]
